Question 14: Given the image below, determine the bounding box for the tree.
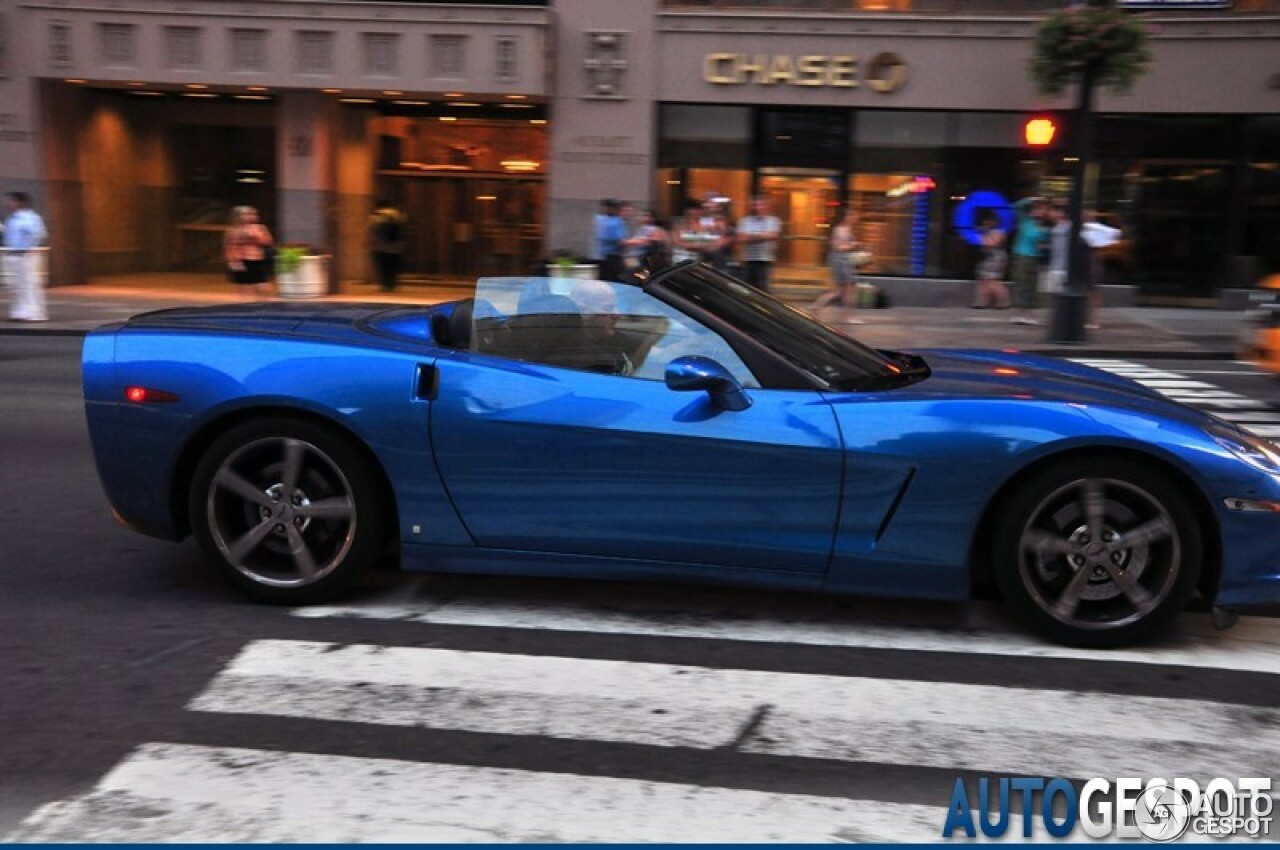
[1031,0,1151,342]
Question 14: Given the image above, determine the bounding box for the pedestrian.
[368,199,408,292]
[971,212,1010,310]
[671,200,716,265]
[591,199,627,282]
[699,197,731,271]
[1044,201,1071,300]
[1081,210,1122,331]
[736,196,782,293]
[624,209,670,270]
[810,205,863,322]
[1009,196,1049,325]
[223,205,274,301]
[3,192,50,322]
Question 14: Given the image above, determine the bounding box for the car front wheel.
[994,458,1201,648]
[189,417,383,604]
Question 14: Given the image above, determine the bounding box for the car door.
[428,278,843,574]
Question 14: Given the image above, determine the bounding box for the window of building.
[1243,117,1280,284]
[431,34,467,77]
[364,33,399,77]
[297,31,334,75]
[496,36,518,82]
[48,22,72,69]
[100,23,136,67]
[370,115,547,278]
[231,29,267,72]
[166,27,202,70]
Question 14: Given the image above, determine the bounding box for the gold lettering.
[700,52,908,88]
[867,51,909,93]
[737,54,769,84]
[703,53,738,85]
[829,55,858,87]
[765,54,797,85]
[796,55,827,87]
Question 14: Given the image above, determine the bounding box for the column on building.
[333,106,375,287]
[276,92,343,287]
[547,0,658,259]
[37,82,87,286]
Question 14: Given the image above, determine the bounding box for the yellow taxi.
[1239,274,1280,376]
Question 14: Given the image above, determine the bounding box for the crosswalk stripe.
[190,639,1280,782]
[9,743,949,843]
[292,600,1280,676]
[1070,358,1280,439]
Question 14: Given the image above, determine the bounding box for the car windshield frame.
[649,263,901,391]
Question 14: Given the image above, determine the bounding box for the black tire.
[993,457,1202,648]
[189,416,385,604]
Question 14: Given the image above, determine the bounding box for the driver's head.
[571,279,618,316]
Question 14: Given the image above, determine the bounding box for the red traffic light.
[1025,117,1057,147]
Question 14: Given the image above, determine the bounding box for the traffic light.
[1025,117,1058,147]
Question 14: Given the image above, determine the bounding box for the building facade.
[0,0,1277,297]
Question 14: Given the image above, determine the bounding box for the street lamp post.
[1031,0,1150,343]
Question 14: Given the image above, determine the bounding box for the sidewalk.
[0,272,1247,359]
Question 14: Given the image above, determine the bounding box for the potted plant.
[275,245,307,277]
[276,244,328,298]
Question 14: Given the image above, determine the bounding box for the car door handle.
[415,363,438,401]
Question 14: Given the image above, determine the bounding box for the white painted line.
[1174,370,1274,377]
[190,640,1280,781]
[1131,380,1219,390]
[1215,411,1280,422]
[292,598,1280,676]
[9,743,949,843]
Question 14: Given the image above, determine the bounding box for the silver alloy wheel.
[1017,477,1181,631]
[205,436,357,588]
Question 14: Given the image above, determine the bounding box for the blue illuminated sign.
[952,190,1016,247]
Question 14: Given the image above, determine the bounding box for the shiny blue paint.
[82,313,471,548]
[398,542,828,592]
[430,353,842,572]
[664,355,752,412]
[81,294,1280,612]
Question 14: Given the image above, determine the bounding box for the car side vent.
[414,364,438,401]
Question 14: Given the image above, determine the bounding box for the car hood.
[893,348,1212,426]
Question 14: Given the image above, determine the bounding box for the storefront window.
[1243,117,1280,285]
[656,168,753,225]
[372,115,547,277]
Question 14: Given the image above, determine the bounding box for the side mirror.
[664,356,752,412]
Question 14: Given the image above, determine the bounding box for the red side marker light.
[124,386,180,403]
[994,368,1020,377]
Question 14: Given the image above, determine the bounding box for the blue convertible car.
[82,263,1280,647]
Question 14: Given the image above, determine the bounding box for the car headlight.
[1208,423,1280,476]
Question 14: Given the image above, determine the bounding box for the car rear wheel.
[994,458,1201,648]
[189,417,383,604]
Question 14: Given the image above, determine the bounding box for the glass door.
[758,171,841,276]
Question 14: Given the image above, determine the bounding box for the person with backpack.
[369,199,408,292]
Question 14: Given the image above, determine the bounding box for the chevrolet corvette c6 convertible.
[82,264,1280,647]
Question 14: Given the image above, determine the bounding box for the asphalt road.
[1,336,1277,842]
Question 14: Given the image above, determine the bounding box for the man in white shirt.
[736,196,782,293]
[3,192,50,322]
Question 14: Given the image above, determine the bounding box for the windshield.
[653,264,898,390]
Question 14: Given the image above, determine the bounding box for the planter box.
[277,255,329,299]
